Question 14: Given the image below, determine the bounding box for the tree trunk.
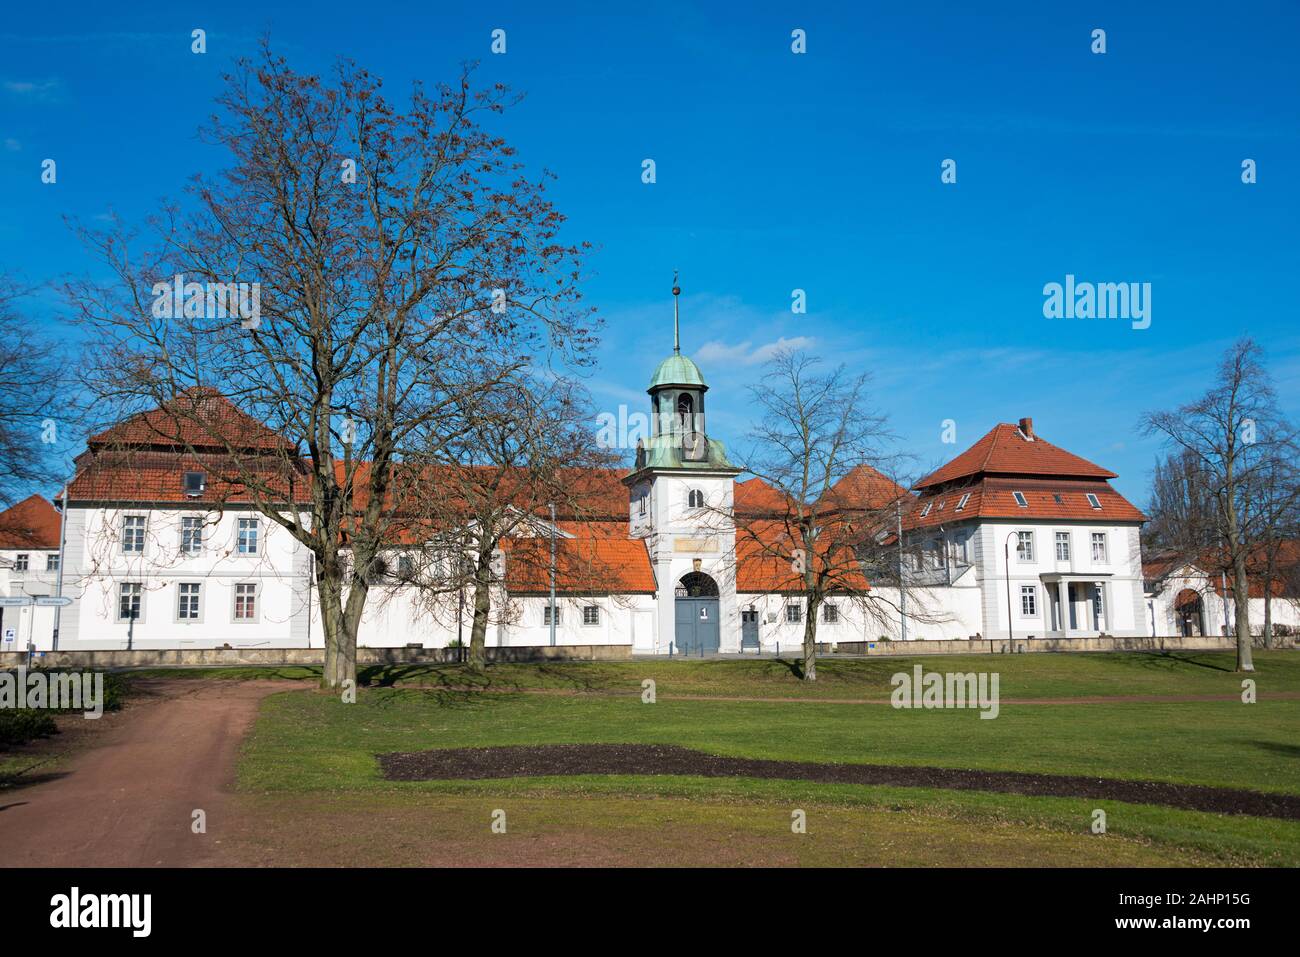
[1232,550,1254,672]
[1263,555,1276,650]
[338,576,367,691]
[318,573,344,689]
[468,556,492,670]
[802,595,819,681]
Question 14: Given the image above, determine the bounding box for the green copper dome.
[649,353,707,391]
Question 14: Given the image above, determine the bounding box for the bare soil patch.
[378,743,1300,820]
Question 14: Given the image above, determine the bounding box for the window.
[46,554,59,571]
[1091,532,1108,563]
[233,583,257,621]
[237,517,259,554]
[1016,530,1034,562]
[1086,493,1102,510]
[181,516,203,555]
[919,502,932,517]
[687,489,704,509]
[123,515,146,553]
[677,392,694,418]
[543,605,561,626]
[1092,585,1104,620]
[638,495,646,517]
[1020,585,1037,617]
[118,582,142,621]
[955,493,971,511]
[1055,531,1071,561]
[822,604,839,623]
[177,582,201,621]
[582,605,600,626]
[14,553,28,571]
[785,603,802,623]
[1012,491,1029,508]
[183,471,206,497]
[397,555,414,579]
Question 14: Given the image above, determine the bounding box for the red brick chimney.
[1018,417,1035,440]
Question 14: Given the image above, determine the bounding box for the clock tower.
[624,278,742,654]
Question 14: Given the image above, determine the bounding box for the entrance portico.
[1042,573,1113,636]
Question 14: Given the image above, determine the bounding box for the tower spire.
[672,271,681,354]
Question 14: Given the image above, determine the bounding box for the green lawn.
[224,651,1300,865]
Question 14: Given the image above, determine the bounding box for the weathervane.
[672,270,681,354]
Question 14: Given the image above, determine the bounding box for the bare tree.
[1144,449,1219,561]
[61,43,595,689]
[0,275,63,506]
[1141,338,1291,672]
[731,349,909,681]
[1244,445,1300,648]
[409,373,618,668]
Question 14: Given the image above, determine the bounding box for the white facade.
[0,545,61,654]
[969,520,1147,639]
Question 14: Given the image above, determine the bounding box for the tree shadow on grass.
[1104,651,1234,675]
[1249,741,1300,759]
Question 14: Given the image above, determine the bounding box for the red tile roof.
[68,450,313,505]
[820,464,912,513]
[735,519,871,593]
[87,387,294,454]
[0,494,62,550]
[904,476,1144,530]
[502,533,656,594]
[915,422,1117,489]
[734,477,790,516]
[1144,543,1300,598]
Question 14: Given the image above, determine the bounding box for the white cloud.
[3,79,62,102]
[695,335,816,365]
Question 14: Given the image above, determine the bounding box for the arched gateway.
[1175,588,1205,637]
[674,572,720,654]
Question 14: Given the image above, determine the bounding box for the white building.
[2,309,1172,655]
[899,417,1149,639]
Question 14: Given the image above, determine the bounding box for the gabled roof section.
[915,422,1116,489]
[87,387,294,454]
[0,494,61,549]
[820,464,912,513]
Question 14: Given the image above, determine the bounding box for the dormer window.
[1053,493,1063,505]
[1086,493,1102,510]
[955,493,971,511]
[1013,491,1028,508]
[919,502,932,517]
[183,471,206,497]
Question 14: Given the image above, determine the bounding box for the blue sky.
[2,1,1298,503]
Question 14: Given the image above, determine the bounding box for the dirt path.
[0,679,289,867]
[379,743,1300,820]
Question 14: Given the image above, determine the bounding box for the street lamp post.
[1004,531,1018,653]
[549,503,557,647]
